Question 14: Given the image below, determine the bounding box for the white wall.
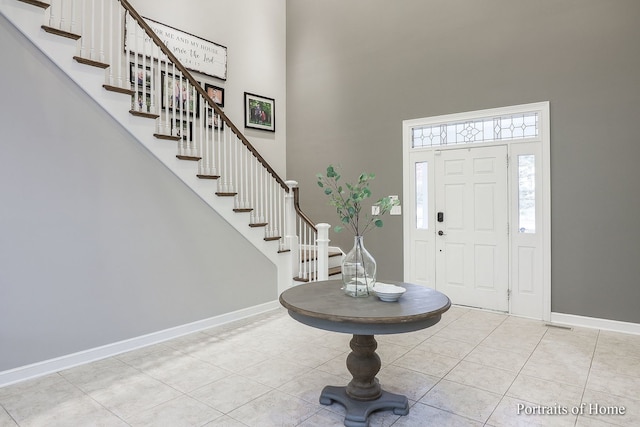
[130,0,287,177]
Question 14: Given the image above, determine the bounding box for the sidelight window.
[415,162,428,229]
[518,154,536,233]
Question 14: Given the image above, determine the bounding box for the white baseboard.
[0,301,281,388]
[550,312,640,335]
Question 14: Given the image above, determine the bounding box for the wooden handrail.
[293,187,317,232]
[119,0,289,192]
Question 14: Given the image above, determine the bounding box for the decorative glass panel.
[412,112,539,148]
[415,162,428,229]
[518,155,535,233]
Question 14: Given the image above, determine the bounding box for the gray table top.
[279,280,451,335]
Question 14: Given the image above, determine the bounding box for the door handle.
[438,230,446,236]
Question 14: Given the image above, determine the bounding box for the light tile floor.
[1,306,639,426]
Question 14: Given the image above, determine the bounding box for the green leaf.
[318,165,390,236]
[334,225,344,233]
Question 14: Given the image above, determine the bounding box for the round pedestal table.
[279,280,451,427]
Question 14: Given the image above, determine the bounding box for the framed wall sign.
[125,13,228,80]
[244,92,275,132]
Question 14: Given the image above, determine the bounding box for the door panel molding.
[435,145,509,312]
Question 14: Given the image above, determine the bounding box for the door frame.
[402,102,551,321]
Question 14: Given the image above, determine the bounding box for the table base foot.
[320,385,409,427]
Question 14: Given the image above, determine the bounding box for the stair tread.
[176,155,201,161]
[19,0,50,9]
[299,249,342,263]
[42,25,80,40]
[294,266,341,283]
[129,110,159,119]
[74,55,109,69]
[154,133,181,141]
[329,266,342,276]
[103,84,135,96]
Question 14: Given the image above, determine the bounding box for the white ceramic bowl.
[373,282,406,302]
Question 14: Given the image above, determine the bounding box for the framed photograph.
[204,83,224,107]
[172,119,193,141]
[131,92,152,113]
[244,92,275,132]
[207,111,224,130]
[129,63,152,89]
[161,71,200,117]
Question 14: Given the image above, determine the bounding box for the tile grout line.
[58,371,133,427]
[480,320,551,426]
[574,329,600,427]
[405,310,511,425]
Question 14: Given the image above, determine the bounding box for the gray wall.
[286,0,640,323]
[0,15,276,372]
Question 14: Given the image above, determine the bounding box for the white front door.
[434,145,509,311]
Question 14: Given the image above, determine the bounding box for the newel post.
[285,180,299,275]
[316,223,330,281]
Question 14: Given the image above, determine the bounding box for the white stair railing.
[26,0,331,280]
[286,182,330,282]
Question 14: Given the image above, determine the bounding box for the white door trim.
[402,102,551,321]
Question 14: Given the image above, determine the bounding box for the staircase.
[294,248,343,283]
[1,0,341,290]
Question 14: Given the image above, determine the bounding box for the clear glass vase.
[341,236,376,297]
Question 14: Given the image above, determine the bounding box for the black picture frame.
[129,62,152,89]
[244,92,275,132]
[207,111,224,130]
[204,83,224,107]
[161,71,200,117]
[172,119,193,141]
[131,91,152,113]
